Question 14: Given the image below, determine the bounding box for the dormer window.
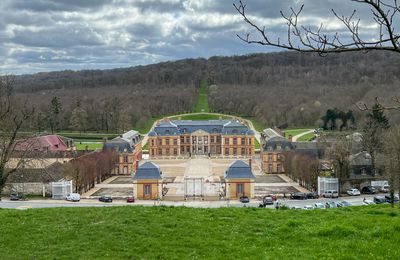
[182,128,187,133]
[166,130,170,134]
[232,129,238,134]
[213,128,218,133]
[276,144,282,150]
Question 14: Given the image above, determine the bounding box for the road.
[0,194,391,209]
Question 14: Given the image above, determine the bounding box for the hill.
[10,51,400,132]
[0,205,399,258]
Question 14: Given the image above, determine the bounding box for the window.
[144,185,151,196]
[115,167,119,175]
[165,129,170,135]
[361,168,367,175]
[180,136,185,143]
[277,154,281,160]
[277,164,281,173]
[173,139,177,145]
[211,136,214,143]
[216,136,221,143]
[225,138,229,145]
[268,164,273,173]
[232,129,238,134]
[158,149,162,156]
[241,148,245,155]
[233,137,237,145]
[276,144,282,150]
[225,148,229,155]
[186,136,190,143]
[151,140,154,146]
[204,146,208,153]
[123,166,128,174]
[187,147,190,153]
[241,138,245,145]
[166,148,170,155]
[174,148,177,155]
[158,139,162,145]
[181,146,185,152]
[233,148,237,155]
[268,154,273,161]
[166,139,170,145]
[213,128,218,133]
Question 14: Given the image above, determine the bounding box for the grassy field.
[0,205,399,259]
[58,132,118,141]
[170,113,233,121]
[297,132,316,142]
[194,79,210,113]
[75,142,104,151]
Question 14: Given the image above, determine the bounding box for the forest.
[9,50,400,133]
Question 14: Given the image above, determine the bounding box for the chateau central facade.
[148,119,255,158]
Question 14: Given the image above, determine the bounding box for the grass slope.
[194,79,210,113]
[297,132,316,142]
[0,206,399,259]
[170,113,232,121]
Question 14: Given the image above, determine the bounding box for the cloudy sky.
[0,0,376,75]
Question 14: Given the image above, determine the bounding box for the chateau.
[148,119,255,158]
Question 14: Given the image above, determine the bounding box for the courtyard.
[83,157,307,200]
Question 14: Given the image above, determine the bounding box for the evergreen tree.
[362,102,390,175]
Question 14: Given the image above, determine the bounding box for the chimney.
[249,158,252,169]
[288,135,293,142]
[164,117,170,122]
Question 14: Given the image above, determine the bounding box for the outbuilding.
[224,160,255,199]
[133,162,163,200]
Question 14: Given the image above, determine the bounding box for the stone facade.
[148,119,255,158]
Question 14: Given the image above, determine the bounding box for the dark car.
[99,196,113,203]
[290,192,307,200]
[259,196,274,207]
[126,197,135,203]
[361,186,376,194]
[239,196,250,203]
[10,192,25,201]
[338,201,352,207]
[373,196,387,204]
[385,194,399,203]
[306,192,319,199]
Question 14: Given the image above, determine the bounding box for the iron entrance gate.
[184,177,204,200]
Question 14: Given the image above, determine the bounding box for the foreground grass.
[194,79,210,112]
[0,205,399,259]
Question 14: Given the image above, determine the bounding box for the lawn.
[170,113,233,121]
[194,79,210,112]
[283,128,313,138]
[297,132,316,142]
[0,205,399,259]
[58,132,118,141]
[75,142,104,151]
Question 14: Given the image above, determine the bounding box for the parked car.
[259,196,274,207]
[66,193,81,202]
[346,188,361,196]
[380,185,389,193]
[314,203,325,209]
[325,201,338,208]
[363,199,375,205]
[239,196,250,203]
[306,192,319,199]
[303,205,314,210]
[290,192,307,200]
[361,186,376,194]
[99,196,113,203]
[126,197,135,203]
[373,196,387,204]
[323,190,339,198]
[291,206,302,210]
[338,201,352,207]
[10,192,21,201]
[384,194,399,203]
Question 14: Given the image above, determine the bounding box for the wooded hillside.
[11,51,400,132]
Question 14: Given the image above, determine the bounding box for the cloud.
[0,0,382,75]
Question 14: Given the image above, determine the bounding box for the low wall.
[3,183,52,196]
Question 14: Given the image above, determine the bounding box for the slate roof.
[152,120,252,136]
[116,130,141,146]
[225,160,255,179]
[133,161,162,180]
[349,151,372,166]
[263,136,293,151]
[293,142,324,157]
[6,162,65,183]
[103,140,133,153]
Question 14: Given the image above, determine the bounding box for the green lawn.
[194,79,210,113]
[0,205,399,259]
[254,138,260,149]
[58,132,118,141]
[283,128,313,138]
[297,132,316,142]
[75,142,104,151]
[170,113,233,121]
[242,116,265,132]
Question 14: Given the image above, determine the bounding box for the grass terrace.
[194,79,210,113]
[75,142,104,151]
[0,205,399,259]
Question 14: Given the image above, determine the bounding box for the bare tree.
[0,76,34,196]
[384,125,400,208]
[328,136,351,193]
[234,0,400,110]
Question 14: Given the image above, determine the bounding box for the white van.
[66,193,81,202]
[323,190,339,198]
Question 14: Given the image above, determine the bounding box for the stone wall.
[3,183,52,196]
